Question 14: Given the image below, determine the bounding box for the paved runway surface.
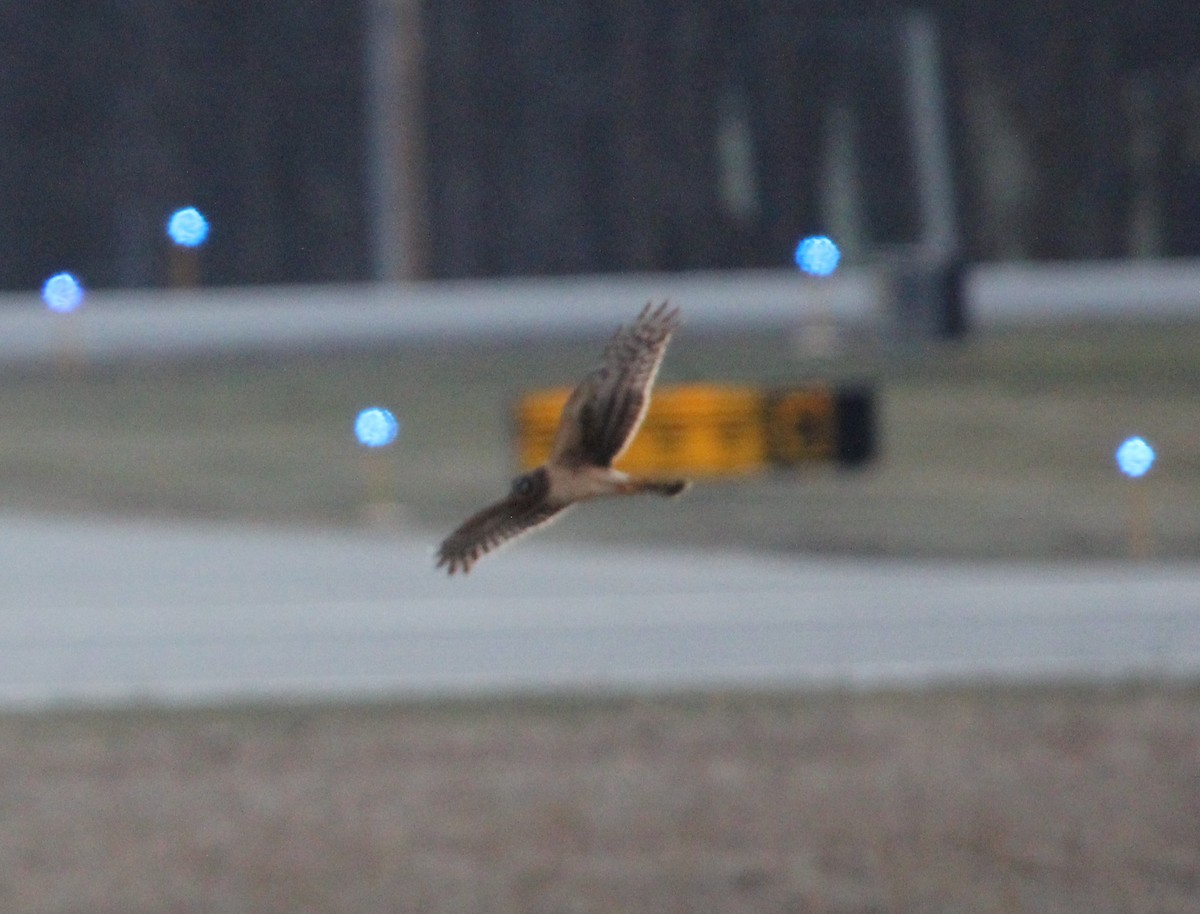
[3,260,1198,367]
[1,512,1197,707]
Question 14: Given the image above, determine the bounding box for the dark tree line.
[423,0,1200,277]
[0,1,368,292]
[0,1,1198,289]
[944,1,1200,260]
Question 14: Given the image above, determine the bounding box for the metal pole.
[363,0,429,279]
[899,9,958,255]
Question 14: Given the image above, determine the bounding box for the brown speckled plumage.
[436,302,689,575]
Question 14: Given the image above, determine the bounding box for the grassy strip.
[0,320,1195,558]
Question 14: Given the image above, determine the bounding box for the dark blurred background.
[2,0,1198,291]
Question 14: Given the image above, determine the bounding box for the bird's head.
[509,467,549,500]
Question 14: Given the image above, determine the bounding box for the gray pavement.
[2,259,1198,368]
[1,511,1197,707]
[0,270,876,367]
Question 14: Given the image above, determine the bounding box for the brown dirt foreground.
[1,683,1197,914]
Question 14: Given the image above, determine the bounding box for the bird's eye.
[511,475,533,496]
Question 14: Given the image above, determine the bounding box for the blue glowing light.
[1116,436,1155,478]
[355,408,400,448]
[167,207,210,247]
[41,272,84,313]
[794,235,841,277]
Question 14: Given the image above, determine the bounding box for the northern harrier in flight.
[436,301,689,574]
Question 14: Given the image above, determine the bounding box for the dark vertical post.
[364,0,429,280]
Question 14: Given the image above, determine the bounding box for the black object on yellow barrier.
[765,384,876,467]
[514,383,875,475]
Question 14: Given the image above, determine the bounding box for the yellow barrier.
[514,384,766,476]
[514,382,875,476]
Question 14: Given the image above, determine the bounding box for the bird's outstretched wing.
[549,301,681,468]
[436,472,569,575]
